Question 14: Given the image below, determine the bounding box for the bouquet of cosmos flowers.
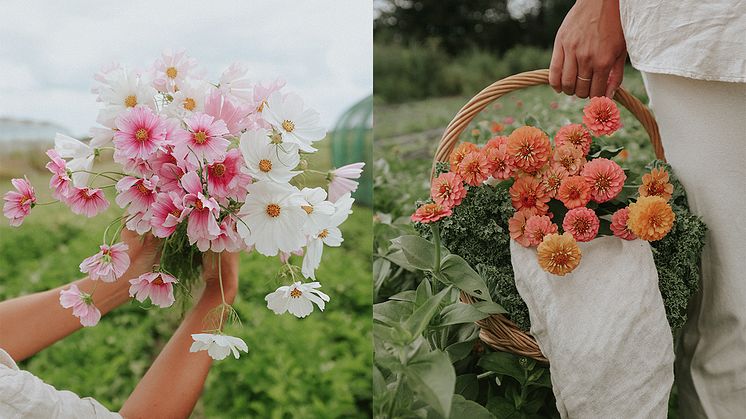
[3,50,364,360]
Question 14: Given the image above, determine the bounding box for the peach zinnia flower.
[482,144,513,180]
[581,158,626,203]
[639,167,674,201]
[627,196,675,241]
[583,96,622,136]
[562,207,600,242]
[611,207,637,240]
[509,175,550,216]
[554,124,593,155]
[411,202,452,224]
[552,144,586,175]
[485,135,509,150]
[557,176,591,209]
[507,126,551,174]
[540,164,569,198]
[524,215,558,247]
[537,233,582,276]
[456,151,491,186]
[431,172,467,208]
[449,142,479,172]
[508,211,531,247]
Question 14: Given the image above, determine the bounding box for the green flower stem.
[432,222,441,274]
[217,252,227,332]
[387,374,403,418]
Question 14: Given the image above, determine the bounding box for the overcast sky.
[0,0,373,137]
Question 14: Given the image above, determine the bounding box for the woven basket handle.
[432,69,665,173]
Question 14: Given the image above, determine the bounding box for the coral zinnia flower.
[129,271,178,308]
[508,211,531,247]
[581,158,626,203]
[540,163,569,198]
[411,202,452,224]
[611,207,637,240]
[456,151,491,186]
[67,187,110,217]
[552,144,586,175]
[507,126,551,174]
[557,176,591,209]
[639,167,674,201]
[537,233,582,276]
[113,106,167,160]
[509,175,550,216]
[627,196,675,241]
[431,172,467,208]
[582,97,622,136]
[562,207,600,242]
[3,177,36,227]
[482,144,514,180]
[554,124,593,156]
[79,242,131,282]
[449,142,479,172]
[524,215,558,247]
[485,136,509,150]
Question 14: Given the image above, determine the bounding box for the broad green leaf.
[437,302,490,327]
[385,249,418,271]
[478,352,526,384]
[397,235,437,271]
[471,301,507,315]
[455,374,480,401]
[445,340,476,363]
[486,395,522,419]
[374,300,414,325]
[402,286,451,341]
[451,395,496,419]
[439,254,493,302]
[589,145,624,160]
[404,349,456,418]
[415,278,433,306]
[390,290,417,302]
[373,258,391,293]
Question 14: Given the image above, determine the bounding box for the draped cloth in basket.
[510,236,674,419]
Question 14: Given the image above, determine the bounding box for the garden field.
[0,146,373,418]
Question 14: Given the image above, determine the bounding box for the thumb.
[605,51,627,98]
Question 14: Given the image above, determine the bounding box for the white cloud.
[0,0,372,136]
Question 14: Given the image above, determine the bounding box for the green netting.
[330,95,373,206]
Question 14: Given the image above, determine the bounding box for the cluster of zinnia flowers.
[413,96,675,277]
[3,50,364,360]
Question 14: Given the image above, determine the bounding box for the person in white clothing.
[0,229,240,418]
[549,0,746,417]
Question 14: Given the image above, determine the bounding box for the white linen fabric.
[642,72,746,419]
[619,0,746,83]
[510,237,674,419]
[0,348,120,419]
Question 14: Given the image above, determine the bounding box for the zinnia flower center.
[258,159,272,172]
[594,176,611,192]
[302,205,313,214]
[194,131,208,144]
[166,67,178,79]
[518,143,535,159]
[135,128,149,142]
[319,229,329,238]
[183,97,196,111]
[281,120,295,132]
[573,218,590,234]
[551,251,571,266]
[124,95,137,107]
[266,203,281,217]
[290,288,302,298]
[212,163,226,177]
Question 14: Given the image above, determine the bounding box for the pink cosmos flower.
[67,187,110,217]
[181,171,221,250]
[175,113,230,164]
[3,177,36,227]
[329,162,365,202]
[115,176,159,213]
[581,158,626,203]
[562,207,600,242]
[508,211,531,247]
[524,215,558,247]
[554,124,593,156]
[151,192,190,238]
[552,144,586,175]
[114,154,155,178]
[204,90,252,136]
[209,216,242,252]
[248,79,286,128]
[45,150,73,200]
[79,242,130,282]
[129,272,177,308]
[431,172,467,208]
[152,49,200,93]
[113,106,167,160]
[158,161,186,193]
[611,207,637,240]
[583,96,622,136]
[207,149,242,199]
[126,210,154,235]
[59,284,101,327]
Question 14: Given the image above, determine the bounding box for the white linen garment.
[620,0,746,82]
[642,72,746,419]
[0,348,120,418]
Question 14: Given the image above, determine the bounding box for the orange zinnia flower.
[540,163,569,199]
[552,144,586,175]
[456,151,491,186]
[627,196,675,241]
[509,211,531,247]
[509,175,550,216]
[411,202,452,224]
[524,214,558,247]
[554,123,593,155]
[449,142,479,172]
[507,126,551,174]
[537,233,582,276]
[557,175,591,209]
[582,96,622,136]
[639,167,674,201]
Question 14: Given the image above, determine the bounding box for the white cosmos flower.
[96,68,157,128]
[218,62,253,102]
[301,197,349,279]
[265,281,330,318]
[237,181,306,256]
[262,91,326,153]
[166,80,210,118]
[54,133,94,187]
[152,49,202,93]
[189,333,248,360]
[239,129,300,183]
[300,187,335,234]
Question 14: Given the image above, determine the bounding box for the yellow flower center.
[135,128,149,142]
[136,182,149,194]
[257,100,266,113]
[319,229,329,239]
[290,288,302,298]
[194,131,207,144]
[166,67,178,79]
[212,163,226,177]
[266,203,281,218]
[194,200,204,210]
[281,120,295,132]
[152,276,164,285]
[183,97,196,111]
[302,205,314,214]
[258,159,272,172]
[124,95,137,108]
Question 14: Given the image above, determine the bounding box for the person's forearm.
[0,275,133,361]
[119,289,231,419]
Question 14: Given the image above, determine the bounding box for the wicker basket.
[431,69,666,363]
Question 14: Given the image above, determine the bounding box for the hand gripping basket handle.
[432,69,665,174]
